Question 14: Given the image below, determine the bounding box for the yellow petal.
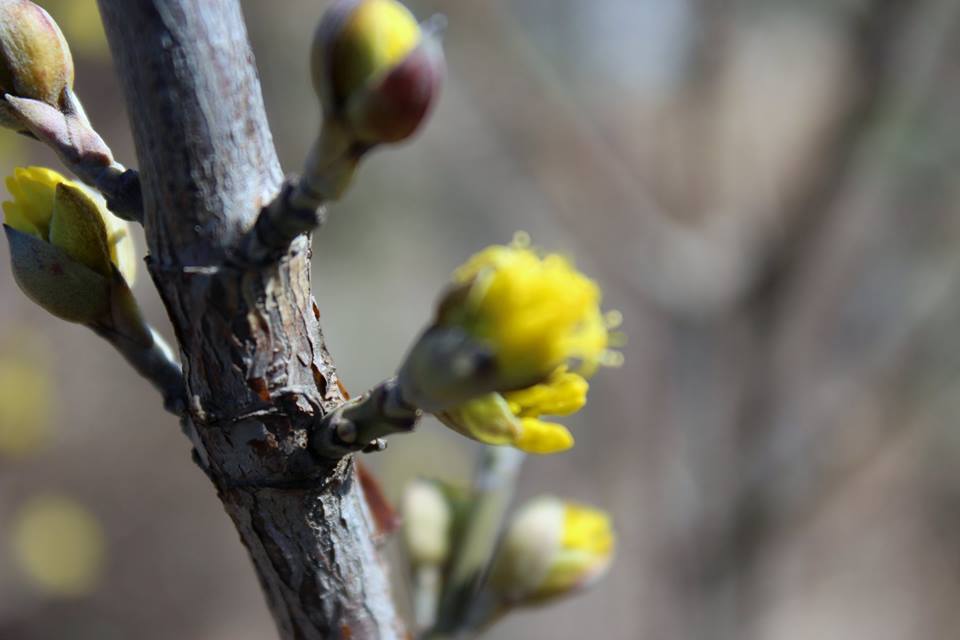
[514,418,574,454]
[504,368,588,418]
[3,200,42,237]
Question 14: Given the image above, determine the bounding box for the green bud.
[0,0,74,123]
[312,0,443,146]
[4,224,109,323]
[48,182,112,277]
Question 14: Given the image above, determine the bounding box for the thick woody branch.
[97,1,404,638]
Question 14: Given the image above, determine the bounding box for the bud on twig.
[402,479,454,568]
[3,167,143,336]
[312,0,443,147]
[0,0,73,132]
[489,496,615,607]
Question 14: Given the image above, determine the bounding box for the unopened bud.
[312,0,443,145]
[401,479,453,567]
[490,497,615,606]
[3,166,139,326]
[0,0,74,130]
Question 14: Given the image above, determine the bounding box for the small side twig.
[3,90,144,222]
[311,376,421,458]
[233,122,361,266]
[431,446,525,636]
[89,324,186,416]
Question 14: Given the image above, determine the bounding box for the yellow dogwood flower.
[436,367,588,454]
[437,234,619,390]
[489,496,615,605]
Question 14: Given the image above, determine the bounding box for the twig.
[3,91,143,222]
[413,565,443,632]
[89,324,186,416]
[233,123,360,265]
[431,446,525,636]
[311,377,421,457]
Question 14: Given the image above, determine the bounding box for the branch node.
[312,377,420,458]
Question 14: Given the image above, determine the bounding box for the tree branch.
[97,1,403,637]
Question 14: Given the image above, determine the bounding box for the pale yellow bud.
[401,479,453,566]
[490,497,615,605]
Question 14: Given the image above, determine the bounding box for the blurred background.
[1,0,959,638]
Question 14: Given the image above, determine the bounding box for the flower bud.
[312,0,443,145]
[489,497,614,606]
[401,479,453,567]
[0,0,74,129]
[3,166,138,324]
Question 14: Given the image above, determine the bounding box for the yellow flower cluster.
[490,496,615,605]
[434,234,620,453]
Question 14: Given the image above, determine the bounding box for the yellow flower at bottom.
[436,368,587,454]
[490,496,615,605]
[438,234,619,390]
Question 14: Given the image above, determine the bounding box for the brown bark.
[96,1,402,637]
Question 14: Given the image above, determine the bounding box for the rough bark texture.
[96,1,401,637]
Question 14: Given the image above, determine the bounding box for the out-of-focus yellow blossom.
[4,166,135,283]
[10,494,106,597]
[489,496,614,605]
[438,233,620,390]
[0,355,52,456]
[436,367,587,454]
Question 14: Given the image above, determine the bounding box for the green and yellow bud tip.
[312,0,444,144]
[401,478,453,567]
[490,497,615,606]
[0,0,74,108]
[3,166,136,323]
